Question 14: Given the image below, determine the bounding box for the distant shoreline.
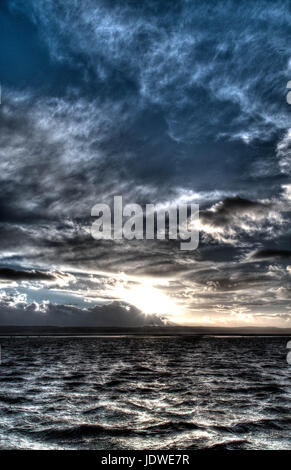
[0,334,290,338]
[0,325,290,337]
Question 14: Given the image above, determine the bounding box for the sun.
[115,279,181,319]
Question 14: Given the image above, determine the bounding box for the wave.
[0,336,290,449]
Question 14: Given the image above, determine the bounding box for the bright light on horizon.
[115,280,182,319]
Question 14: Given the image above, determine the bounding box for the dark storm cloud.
[0,299,165,327]
[251,249,291,260]
[200,197,272,227]
[0,267,55,282]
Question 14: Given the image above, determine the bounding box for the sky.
[0,0,291,328]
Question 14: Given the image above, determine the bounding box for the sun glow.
[115,279,181,319]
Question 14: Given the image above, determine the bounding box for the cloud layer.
[0,1,291,326]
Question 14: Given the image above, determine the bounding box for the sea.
[0,336,290,450]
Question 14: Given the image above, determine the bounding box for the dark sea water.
[0,336,290,450]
